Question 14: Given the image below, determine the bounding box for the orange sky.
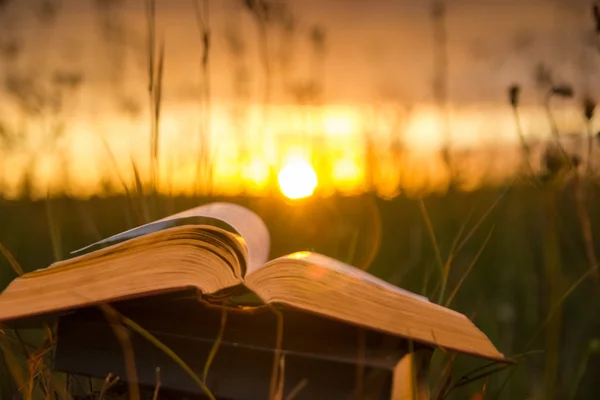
[0,0,597,197]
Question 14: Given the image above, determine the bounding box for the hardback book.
[51,290,435,399]
[0,202,506,399]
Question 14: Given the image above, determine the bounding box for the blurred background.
[2,0,600,398]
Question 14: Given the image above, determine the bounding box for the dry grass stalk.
[193,0,213,194]
[203,307,227,382]
[0,241,24,276]
[98,304,141,400]
[284,378,308,400]
[113,305,215,400]
[445,226,495,307]
[354,328,366,399]
[268,305,284,400]
[152,367,161,400]
[98,373,120,400]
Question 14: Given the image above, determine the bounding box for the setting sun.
[278,159,318,199]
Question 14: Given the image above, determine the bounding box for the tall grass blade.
[572,172,599,282]
[269,305,284,400]
[446,208,474,262]
[284,379,308,400]
[528,267,594,351]
[418,199,445,303]
[202,307,227,382]
[445,226,495,307]
[568,341,594,400]
[130,158,149,224]
[408,340,418,400]
[451,182,512,261]
[98,135,140,224]
[98,304,140,400]
[510,103,537,181]
[99,134,131,197]
[421,261,435,297]
[193,0,213,194]
[152,367,161,400]
[433,353,456,400]
[98,373,119,400]
[145,0,163,205]
[542,188,561,400]
[584,117,595,177]
[447,351,539,399]
[45,194,62,262]
[76,204,102,242]
[345,227,360,266]
[493,266,595,398]
[0,241,24,276]
[146,0,155,93]
[272,355,285,400]
[0,334,27,393]
[354,328,366,399]
[152,38,165,193]
[110,306,216,400]
[357,194,382,271]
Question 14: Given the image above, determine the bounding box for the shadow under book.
[53,291,431,400]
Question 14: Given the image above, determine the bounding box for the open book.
[0,202,504,362]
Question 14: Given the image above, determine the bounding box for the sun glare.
[278,159,318,199]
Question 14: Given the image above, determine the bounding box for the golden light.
[332,158,363,187]
[323,110,357,136]
[241,159,270,188]
[403,108,444,150]
[278,159,318,199]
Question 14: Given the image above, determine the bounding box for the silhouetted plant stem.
[544,91,570,164]
[509,96,536,181]
[431,0,454,188]
[572,170,599,284]
[569,339,600,400]
[241,0,276,191]
[145,0,164,219]
[193,0,213,195]
[542,187,561,400]
[152,368,161,400]
[584,116,595,177]
[418,199,445,303]
[98,305,140,400]
[576,96,599,284]
[585,121,594,179]
[146,0,156,192]
[268,305,283,400]
[258,22,271,124]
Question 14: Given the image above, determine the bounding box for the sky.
[0,0,598,197]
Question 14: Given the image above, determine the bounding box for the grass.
[100,303,216,400]
[99,304,142,400]
[2,188,600,399]
[419,180,511,305]
[146,0,163,200]
[0,240,24,277]
[202,307,227,384]
[192,0,214,195]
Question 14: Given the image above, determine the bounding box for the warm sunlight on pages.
[0,202,505,363]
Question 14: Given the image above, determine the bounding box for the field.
[1,183,600,399]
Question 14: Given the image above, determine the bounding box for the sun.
[278,159,318,199]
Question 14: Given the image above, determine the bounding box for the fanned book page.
[0,202,506,362]
[70,202,271,274]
